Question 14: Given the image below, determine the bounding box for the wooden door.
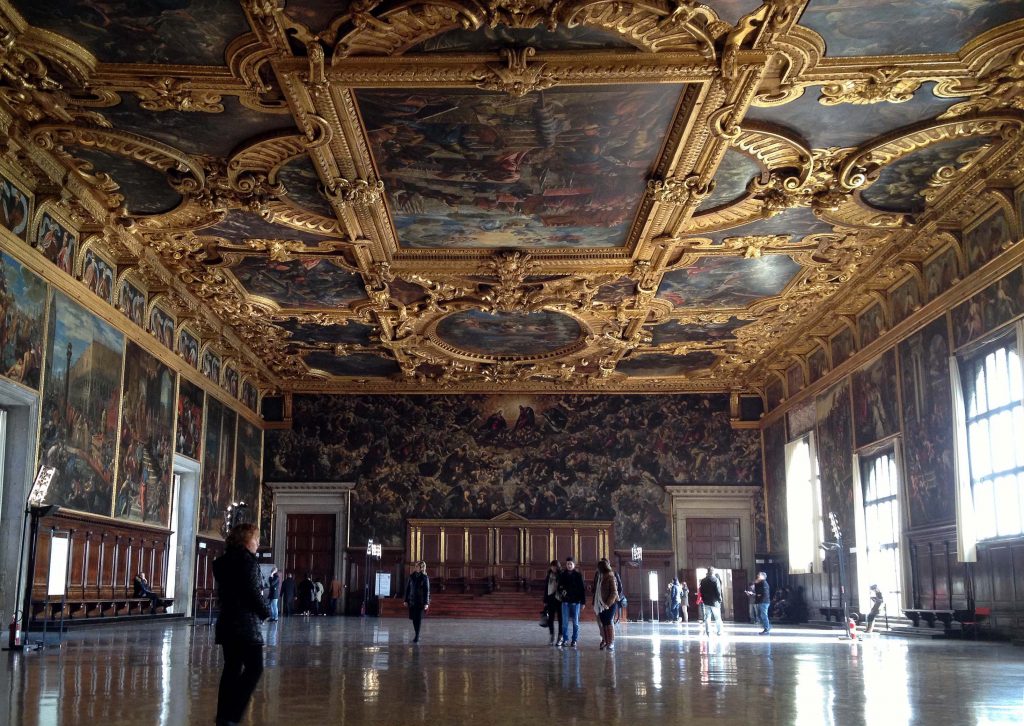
[285,513,335,580]
[686,518,741,570]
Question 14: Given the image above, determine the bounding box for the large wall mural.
[234,419,263,523]
[762,419,787,553]
[899,317,956,527]
[852,349,900,449]
[40,291,125,517]
[199,396,237,538]
[176,378,204,461]
[265,394,762,548]
[115,342,176,526]
[815,381,855,546]
[0,251,47,389]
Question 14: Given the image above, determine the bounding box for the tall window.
[861,449,903,607]
[785,433,823,574]
[961,338,1024,540]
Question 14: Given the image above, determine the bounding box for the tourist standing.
[667,578,681,622]
[281,572,296,617]
[267,567,280,622]
[313,577,325,616]
[698,566,724,636]
[543,560,562,645]
[329,577,342,615]
[405,560,430,643]
[213,523,270,726]
[593,559,620,651]
[298,573,314,615]
[751,571,771,635]
[679,579,690,623]
[558,556,586,648]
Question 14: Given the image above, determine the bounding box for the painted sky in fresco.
[657,255,802,308]
[231,258,367,309]
[435,310,582,357]
[357,85,685,249]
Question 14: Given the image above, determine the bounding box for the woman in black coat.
[404,560,430,643]
[213,523,270,726]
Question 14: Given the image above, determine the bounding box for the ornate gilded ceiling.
[1,0,1023,397]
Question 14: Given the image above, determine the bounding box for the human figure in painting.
[132,571,161,611]
[593,558,620,651]
[404,560,430,643]
[280,572,296,617]
[543,559,562,645]
[865,584,885,633]
[266,567,280,622]
[213,523,270,726]
[698,567,724,637]
[557,556,586,648]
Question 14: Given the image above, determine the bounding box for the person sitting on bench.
[133,571,161,612]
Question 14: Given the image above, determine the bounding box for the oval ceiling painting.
[435,310,582,358]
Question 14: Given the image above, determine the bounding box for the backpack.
[614,571,627,607]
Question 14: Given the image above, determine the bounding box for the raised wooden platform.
[379,590,596,621]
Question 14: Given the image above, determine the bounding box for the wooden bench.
[32,596,173,622]
[903,608,956,631]
[954,607,991,638]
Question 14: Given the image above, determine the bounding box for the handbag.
[538,609,550,628]
[556,587,566,602]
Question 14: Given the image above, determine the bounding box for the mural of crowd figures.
[899,317,956,526]
[831,327,856,367]
[852,349,900,449]
[201,348,221,384]
[199,397,236,538]
[119,281,146,327]
[265,394,763,548]
[35,212,77,275]
[923,247,959,302]
[149,306,175,350]
[787,398,815,440]
[891,276,921,326]
[176,378,204,461]
[234,419,262,523]
[0,252,46,389]
[0,174,30,239]
[762,419,787,553]
[965,208,1011,274]
[40,291,124,517]
[952,267,1024,348]
[178,328,199,367]
[116,341,175,526]
[259,484,273,548]
[82,249,115,303]
[815,381,855,546]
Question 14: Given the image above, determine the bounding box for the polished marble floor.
[1,617,1023,726]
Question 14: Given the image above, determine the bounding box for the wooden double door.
[407,514,613,587]
[284,513,336,580]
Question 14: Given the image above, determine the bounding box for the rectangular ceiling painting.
[357,85,685,249]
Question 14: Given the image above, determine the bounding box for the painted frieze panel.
[176,378,204,461]
[34,212,77,276]
[815,381,855,546]
[852,349,900,449]
[0,251,47,389]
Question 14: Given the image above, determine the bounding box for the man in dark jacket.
[267,567,280,622]
[557,556,586,647]
[213,523,270,726]
[698,566,724,636]
[404,561,430,643]
[297,573,314,615]
[280,572,296,617]
[750,571,771,635]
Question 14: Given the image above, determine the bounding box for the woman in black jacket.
[404,560,430,643]
[213,523,270,726]
[543,559,562,645]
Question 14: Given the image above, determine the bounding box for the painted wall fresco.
[891,276,921,325]
[746,83,962,150]
[857,303,886,348]
[0,251,47,389]
[595,277,638,305]
[224,365,239,398]
[0,174,30,240]
[70,148,182,215]
[14,0,250,65]
[852,349,900,449]
[35,213,77,275]
[766,376,784,411]
[303,351,401,378]
[923,247,960,302]
[203,210,334,246]
[435,310,581,357]
[697,150,761,211]
[762,419,787,553]
[265,394,763,548]
[234,419,263,523]
[657,255,801,308]
[119,281,146,327]
[149,306,175,350]
[786,364,804,396]
[176,378,204,461]
[787,398,815,439]
[952,267,1024,348]
[650,317,746,345]
[99,96,294,159]
[277,155,335,218]
[861,137,993,214]
[201,348,221,383]
[799,0,1024,56]
[81,248,115,303]
[965,208,1012,274]
[616,351,717,377]
[357,85,685,249]
[808,347,828,383]
[830,327,855,367]
[259,484,273,549]
[178,328,200,367]
[199,397,237,538]
[280,319,375,346]
[899,317,956,527]
[231,258,367,310]
[701,206,831,245]
[115,342,175,526]
[40,291,124,517]
[815,381,855,546]
[242,381,258,411]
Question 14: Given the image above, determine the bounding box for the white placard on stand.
[47,536,70,597]
[375,572,391,598]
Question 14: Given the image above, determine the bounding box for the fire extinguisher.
[9,611,23,650]
[847,616,858,640]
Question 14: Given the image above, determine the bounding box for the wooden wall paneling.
[529,532,550,580]
[445,529,464,581]
[467,528,489,580]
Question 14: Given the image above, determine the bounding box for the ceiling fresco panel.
[276,155,335,218]
[698,206,832,245]
[13,0,251,65]
[657,255,802,308]
[202,210,336,246]
[357,85,687,250]
[304,351,401,378]
[434,310,582,358]
[281,319,376,346]
[616,351,718,377]
[408,24,640,53]
[697,150,762,212]
[230,258,367,310]
[650,317,748,345]
[798,0,1024,57]
[280,0,352,35]
[70,148,182,215]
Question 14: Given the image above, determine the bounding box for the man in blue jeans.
[751,571,771,635]
[557,556,586,647]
